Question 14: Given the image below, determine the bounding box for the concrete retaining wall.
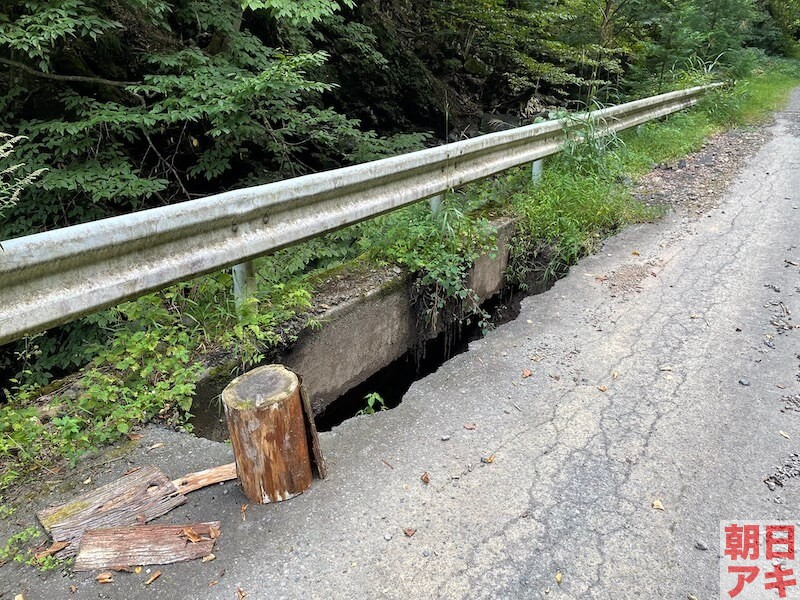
[283,218,515,413]
[192,217,516,432]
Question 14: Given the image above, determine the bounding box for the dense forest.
[1,0,798,238]
[0,1,799,493]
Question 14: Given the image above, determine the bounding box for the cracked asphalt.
[2,91,800,599]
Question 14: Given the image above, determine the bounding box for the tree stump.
[222,365,313,503]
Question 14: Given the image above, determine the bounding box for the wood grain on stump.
[222,365,312,503]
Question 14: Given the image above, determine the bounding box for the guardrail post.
[232,260,257,313]
[429,194,443,213]
[531,159,544,185]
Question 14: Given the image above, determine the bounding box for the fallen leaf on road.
[181,527,207,543]
[147,442,164,451]
[209,524,221,540]
[202,553,216,563]
[659,365,672,372]
[236,587,247,600]
[530,355,544,362]
[421,472,430,484]
[128,433,143,441]
[145,571,161,585]
[481,455,495,464]
[780,431,791,440]
[34,540,68,561]
[95,572,114,584]
[652,499,665,511]
[241,504,249,521]
[403,528,416,537]
[597,385,608,392]
[612,371,620,380]
[631,251,640,256]
[69,585,77,594]
[463,423,477,430]
[522,369,532,379]
[777,384,787,389]
[14,595,24,600]
[134,566,142,574]
[595,275,609,282]
[555,571,563,585]
[82,477,92,485]
[209,580,218,587]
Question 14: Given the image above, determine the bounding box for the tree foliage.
[1,0,797,238]
[0,0,424,238]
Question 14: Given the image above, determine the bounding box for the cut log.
[37,465,185,558]
[73,522,220,571]
[299,380,327,479]
[222,365,313,503]
[170,462,237,495]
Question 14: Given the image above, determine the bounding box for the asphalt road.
[2,90,800,600]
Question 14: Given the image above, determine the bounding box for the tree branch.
[143,132,192,201]
[0,57,140,88]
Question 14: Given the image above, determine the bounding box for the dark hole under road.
[190,277,553,441]
[313,284,543,431]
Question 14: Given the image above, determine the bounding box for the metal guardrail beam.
[0,84,720,345]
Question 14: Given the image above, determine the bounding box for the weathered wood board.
[37,465,185,558]
[74,522,220,571]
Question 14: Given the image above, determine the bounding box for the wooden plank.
[74,522,220,571]
[170,463,237,495]
[37,465,185,558]
[299,380,328,479]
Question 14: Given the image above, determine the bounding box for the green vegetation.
[0,525,59,570]
[0,134,44,221]
[357,392,388,416]
[0,0,799,493]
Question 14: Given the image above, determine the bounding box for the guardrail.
[0,83,721,345]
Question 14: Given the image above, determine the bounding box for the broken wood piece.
[37,465,186,558]
[73,522,220,571]
[37,462,237,558]
[222,365,313,504]
[170,463,237,495]
[299,380,327,479]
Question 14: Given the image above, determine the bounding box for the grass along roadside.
[1,58,798,504]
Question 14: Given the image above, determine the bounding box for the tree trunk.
[222,365,313,504]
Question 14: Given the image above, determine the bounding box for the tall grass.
[501,57,800,282]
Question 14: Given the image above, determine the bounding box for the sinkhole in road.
[189,277,554,441]
[314,281,550,432]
